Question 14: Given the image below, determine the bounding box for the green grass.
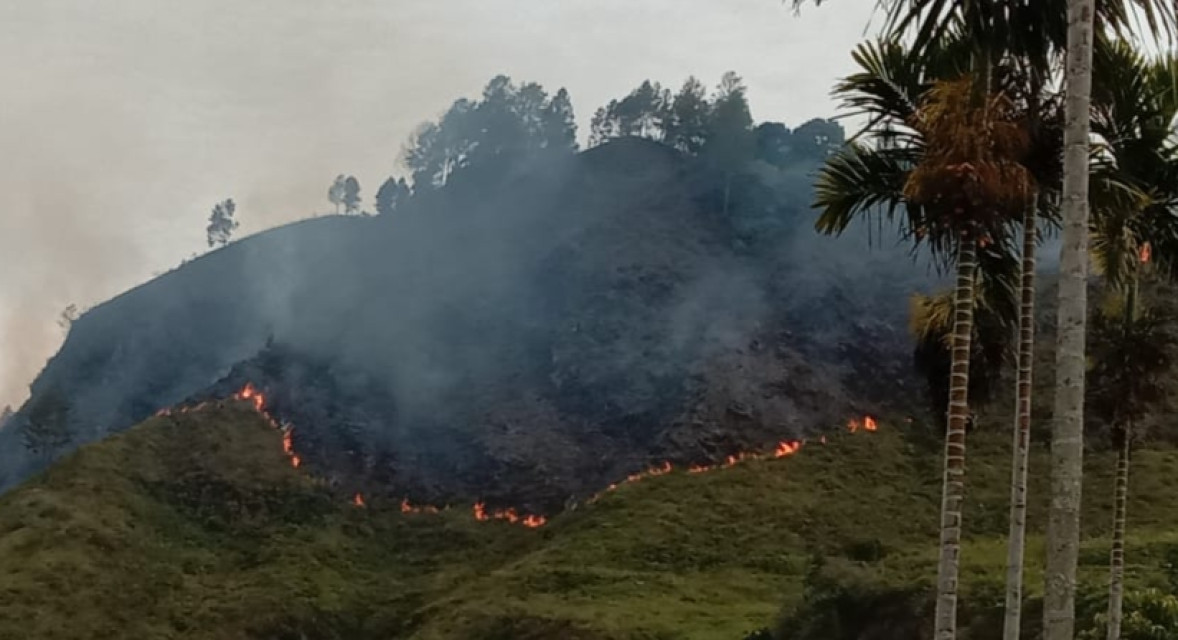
[2,403,1178,639]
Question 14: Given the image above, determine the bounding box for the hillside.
[3,399,1177,639]
[0,138,936,509]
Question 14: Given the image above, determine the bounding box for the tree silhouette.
[206,198,239,248]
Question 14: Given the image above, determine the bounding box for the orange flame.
[1141,242,1152,264]
[162,382,880,531]
[470,502,547,528]
[847,415,876,433]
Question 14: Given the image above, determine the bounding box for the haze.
[0,0,877,409]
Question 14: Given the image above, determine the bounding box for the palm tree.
[802,7,1174,640]
[791,4,1176,637]
[813,40,1034,640]
[1088,41,1178,640]
[1087,293,1176,640]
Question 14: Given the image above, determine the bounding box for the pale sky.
[0,0,880,409]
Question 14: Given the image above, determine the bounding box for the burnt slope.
[3,403,1178,639]
[1,138,931,505]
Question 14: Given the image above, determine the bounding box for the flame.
[1141,242,1152,264]
[847,415,876,433]
[774,440,802,457]
[399,497,441,515]
[157,382,881,532]
[471,502,547,528]
[237,383,266,413]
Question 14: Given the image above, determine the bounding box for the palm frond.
[908,243,1019,424]
[902,75,1036,240]
[1088,301,1178,431]
[813,142,921,237]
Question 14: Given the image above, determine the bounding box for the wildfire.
[228,384,302,470]
[473,502,547,528]
[156,382,882,532]
[1141,242,1152,264]
[400,498,440,515]
[847,415,877,433]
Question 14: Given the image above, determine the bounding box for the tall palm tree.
[827,7,1175,640]
[1041,6,1098,638]
[791,4,1176,637]
[813,39,1034,640]
[912,75,1034,640]
[999,58,1065,640]
[1088,41,1178,640]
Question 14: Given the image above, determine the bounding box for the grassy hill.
[2,401,1177,640]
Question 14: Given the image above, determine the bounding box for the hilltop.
[2,398,1177,640]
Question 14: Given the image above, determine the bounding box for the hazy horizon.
[0,0,880,409]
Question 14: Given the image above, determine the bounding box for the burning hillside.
[2,139,925,503]
[154,381,884,529]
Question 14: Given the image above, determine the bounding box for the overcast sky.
[0,0,880,408]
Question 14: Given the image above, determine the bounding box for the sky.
[0,0,880,409]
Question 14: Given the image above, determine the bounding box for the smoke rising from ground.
[0,0,877,409]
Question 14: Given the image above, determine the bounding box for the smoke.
[0,0,877,408]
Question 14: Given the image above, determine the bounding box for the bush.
[1079,589,1178,640]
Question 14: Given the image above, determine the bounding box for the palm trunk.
[934,234,978,640]
[1106,422,1130,640]
[1044,2,1095,639]
[1106,277,1138,640]
[1003,199,1038,640]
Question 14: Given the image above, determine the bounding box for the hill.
[0,137,936,510]
[3,398,1177,639]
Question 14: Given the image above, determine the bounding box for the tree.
[58,303,80,333]
[1087,42,1178,640]
[542,87,578,151]
[809,36,1034,640]
[206,198,239,248]
[22,386,72,461]
[589,79,672,145]
[754,122,793,167]
[703,72,756,216]
[403,77,577,191]
[1001,61,1065,640]
[788,3,1176,637]
[0,405,13,429]
[665,76,711,154]
[1087,293,1175,640]
[374,177,411,216]
[903,77,1033,640]
[1043,6,1098,638]
[328,175,347,214]
[343,176,361,214]
[791,118,846,161]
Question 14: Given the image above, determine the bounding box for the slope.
[1,137,933,509]
[3,401,1178,640]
